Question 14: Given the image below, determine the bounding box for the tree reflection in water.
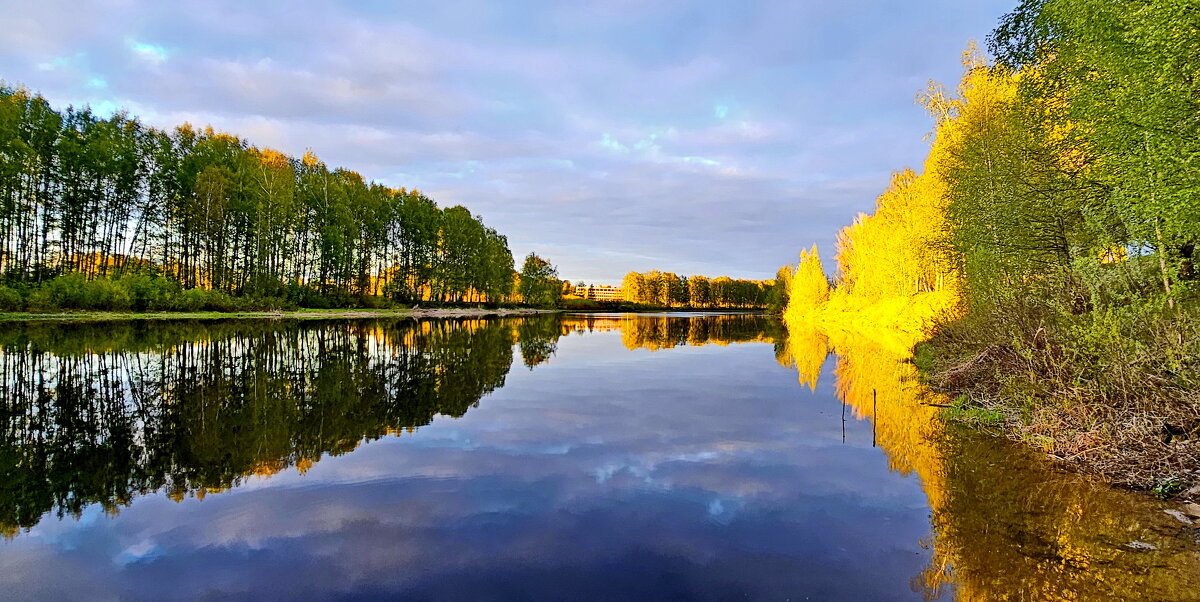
[780,318,1200,600]
[0,313,775,536]
[0,317,522,536]
[1,313,1196,600]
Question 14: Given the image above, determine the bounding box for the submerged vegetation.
[780,1,1200,493]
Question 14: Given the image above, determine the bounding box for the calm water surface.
[0,313,1196,600]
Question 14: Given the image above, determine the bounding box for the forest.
[780,0,1199,492]
[620,270,775,308]
[0,86,537,311]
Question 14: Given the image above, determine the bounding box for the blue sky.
[0,0,1016,284]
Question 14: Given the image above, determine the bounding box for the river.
[0,313,1195,600]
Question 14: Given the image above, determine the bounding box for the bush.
[82,278,132,311]
[239,296,288,311]
[1072,254,1162,308]
[357,295,394,310]
[45,273,88,308]
[25,288,56,312]
[0,286,22,311]
[39,274,132,310]
[116,274,180,311]
[287,282,333,309]
[244,274,287,300]
[170,288,238,312]
[927,290,1200,491]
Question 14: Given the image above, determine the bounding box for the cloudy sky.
[0,0,1015,283]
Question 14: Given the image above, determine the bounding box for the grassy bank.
[917,293,1200,498]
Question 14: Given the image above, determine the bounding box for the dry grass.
[924,297,1200,495]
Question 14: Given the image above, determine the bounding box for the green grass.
[911,342,935,374]
[943,394,1004,427]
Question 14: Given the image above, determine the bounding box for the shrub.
[357,295,393,310]
[1072,254,1162,308]
[287,282,332,309]
[38,274,131,310]
[24,288,57,312]
[117,274,180,311]
[0,286,22,311]
[45,273,88,308]
[82,278,132,310]
[171,288,238,312]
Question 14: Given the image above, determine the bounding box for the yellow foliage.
[774,320,827,390]
[782,315,1200,600]
[253,147,291,169]
[783,244,828,320]
[301,150,323,168]
[781,51,1032,339]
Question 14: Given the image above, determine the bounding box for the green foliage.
[0,85,517,312]
[37,274,132,310]
[518,253,560,308]
[288,282,333,308]
[911,342,935,374]
[171,289,238,312]
[922,4,1200,493]
[945,396,1005,428]
[356,295,394,310]
[1070,254,1161,309]
[765,265,793,314]
[0,287,20,311]
[987,0,1200,298]
[115,274,181,311]
[44,273,90,308]
[1152,476,1187,501]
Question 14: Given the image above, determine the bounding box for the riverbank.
[0,307,560,323]
[915,303,1200,504]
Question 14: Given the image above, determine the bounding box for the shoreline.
[917,337,1200,505]
[0,307,561,323]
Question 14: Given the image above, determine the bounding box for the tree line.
[620,270,775,308]
[0,85,522,310]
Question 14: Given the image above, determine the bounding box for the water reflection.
[0,313,1194,600]
[0,318,521,536]
[780,320,1200,599]
[0,313,779,537]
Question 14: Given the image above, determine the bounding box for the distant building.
[575,284,623,301]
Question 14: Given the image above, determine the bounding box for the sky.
[0,0,1017,284]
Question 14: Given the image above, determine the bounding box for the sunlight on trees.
[621,270,774,308]
[0,86,520,309]
[517,252,561,308]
